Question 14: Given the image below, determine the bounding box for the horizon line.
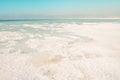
[0,18,120,20]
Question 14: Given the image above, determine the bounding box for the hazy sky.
[0,0,120,19]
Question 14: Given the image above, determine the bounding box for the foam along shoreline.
[0,22,120,80]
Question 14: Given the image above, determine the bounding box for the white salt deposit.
[0,22,120,80]
[0,31,24,42]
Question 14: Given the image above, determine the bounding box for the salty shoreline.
[0,21,120,80]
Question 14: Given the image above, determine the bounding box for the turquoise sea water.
[0,19,120,23]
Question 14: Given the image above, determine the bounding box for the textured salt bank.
[0,31,24,42]
[28,55,64,67]
[0,22,120,80]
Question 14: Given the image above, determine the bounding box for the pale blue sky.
[0,0,120,19]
